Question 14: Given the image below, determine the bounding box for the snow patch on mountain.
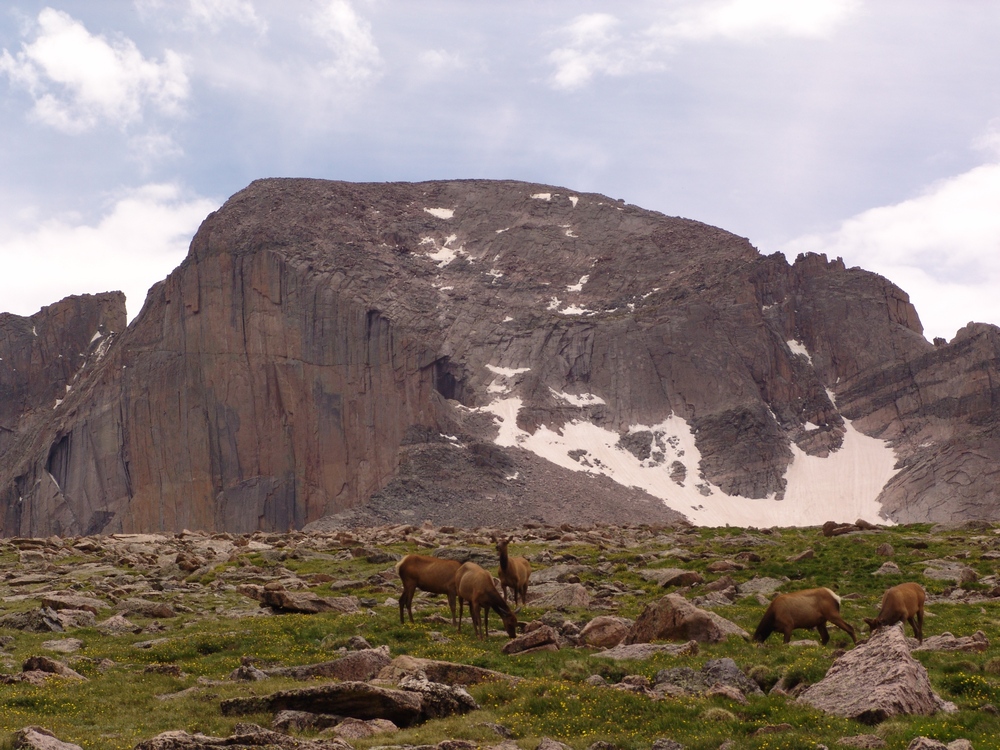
[477,392,897,527]
[424,207,454,219]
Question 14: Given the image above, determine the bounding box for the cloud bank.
[782,150,1000,342]
[0,184,217,321]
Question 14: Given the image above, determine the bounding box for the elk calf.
[455,561,519,639]
[395,554,461,625]
[754,587,857,645]
[496,536,531,611]
[864,582,925,643]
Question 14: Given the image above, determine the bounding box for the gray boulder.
[798,624,957,723]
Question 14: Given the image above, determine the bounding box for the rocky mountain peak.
[0,179,997,535]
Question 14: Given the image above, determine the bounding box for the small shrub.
[699,707,737,722]
[983,657,1000,675]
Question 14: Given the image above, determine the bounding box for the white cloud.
[781,155,1000,342]
[312,0,382,84]
[658,0,861,42]
[0,184,217,321]
[0,8,189,132]
[128,131,185,172]
[135,0,267,34]
[416,49,465,78]
[547,1,859,89]
[548,13,662,90]
[185,0,267,33]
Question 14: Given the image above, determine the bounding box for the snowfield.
[476,382,898,527]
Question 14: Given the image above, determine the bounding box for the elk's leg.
[817,623,830,645]
[828,615,857,644]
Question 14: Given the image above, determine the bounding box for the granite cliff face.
[0,178,997,535]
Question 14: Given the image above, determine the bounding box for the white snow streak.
[550,388,605,406]
[569,196,579,207]
[531,193,552,201]
[424,207,454,219]
[566,275,589,292]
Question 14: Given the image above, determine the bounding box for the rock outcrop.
[798,624,957,723]
[1,178,999,534]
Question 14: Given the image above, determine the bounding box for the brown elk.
[753,587,857,645]
[395,554,462,625]
[864,582,926,643]
[495,535,531,611]
[455,561,520,639]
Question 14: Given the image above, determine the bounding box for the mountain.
[1,178,997,536]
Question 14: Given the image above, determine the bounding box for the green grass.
[2,524,1000,749]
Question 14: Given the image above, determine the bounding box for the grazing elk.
[395,554,462,625]
[455,561,520,639]
[495,535,531,611]
[864,582,926,643]
[754,587,857,645]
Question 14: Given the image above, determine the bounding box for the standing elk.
[864,582,926,643]
[395,554,462,625]
[495,536,531,611]
[455,561,520,639]
[753,587,857,645]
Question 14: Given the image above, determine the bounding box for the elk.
[495,535,531,611]
[753,587,857,645]
[395,554,462,625]
[864,582,926,643]
[455,561,520,639]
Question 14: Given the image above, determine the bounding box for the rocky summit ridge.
[1,178,998,536]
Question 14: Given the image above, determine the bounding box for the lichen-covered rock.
[133,724,351,750]
[12,726,84,750]
[377,655,518,686]
[798,624,957,722]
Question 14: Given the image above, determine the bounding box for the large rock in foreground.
[798,624,957,723]
[219,676,477,727]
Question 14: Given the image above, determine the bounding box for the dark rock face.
[1,178,998,535]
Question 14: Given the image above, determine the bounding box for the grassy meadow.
[0,522,999,750]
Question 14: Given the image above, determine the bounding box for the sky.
[1,1,999,342]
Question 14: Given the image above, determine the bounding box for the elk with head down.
[395,554,462,625]
[753,587,857,646]
[455,561,520,639]
[864,582,926,643]
[495,535,531,611]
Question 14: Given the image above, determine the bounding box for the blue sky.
[2,1,999,341]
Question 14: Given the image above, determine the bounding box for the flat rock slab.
[264,647,391,681]
[378,655,519,686]
[592,642,699,661]
[41,639,83,654]
[40,594,106,614]
[639,568,704,587]
[220,677,476,727]
[798,624,957,723]
[526,583,590,609]
[912,631,989,653]
[222,682,423,726]
[133,724,351,750]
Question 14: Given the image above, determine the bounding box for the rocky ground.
[1,520,999,749]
